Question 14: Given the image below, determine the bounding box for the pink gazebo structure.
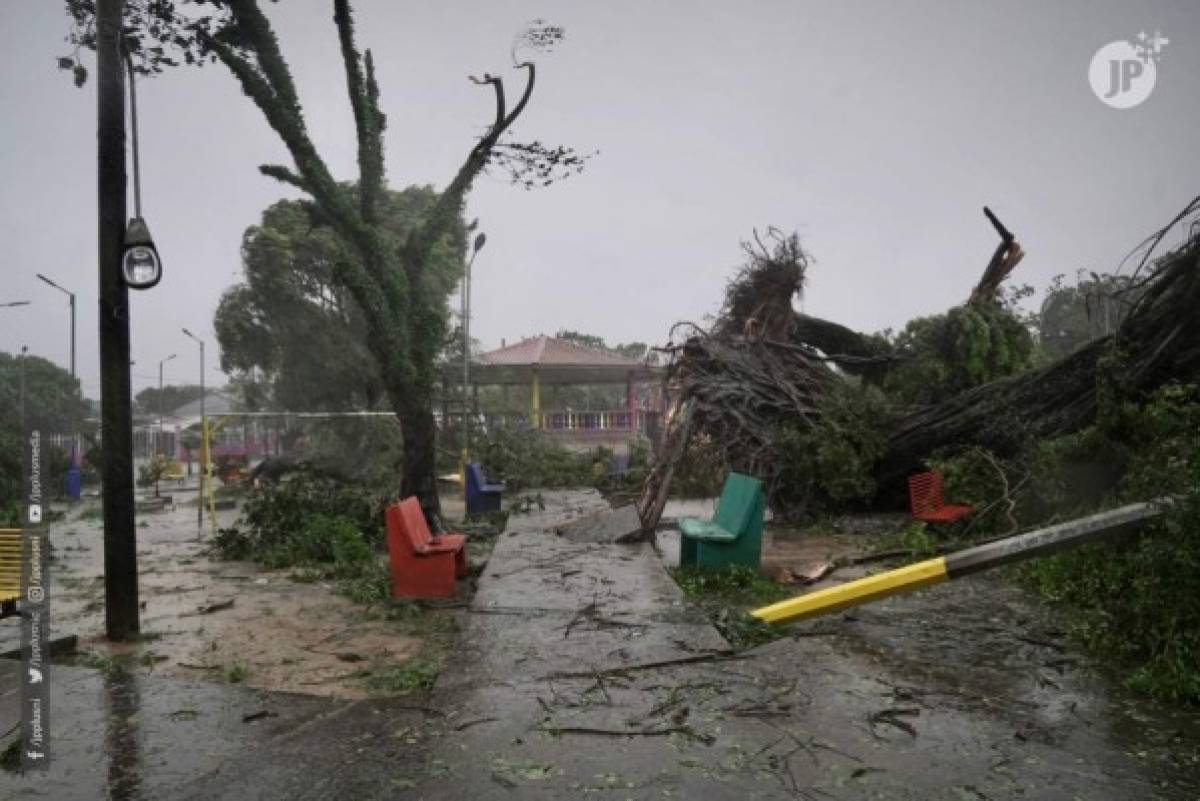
[443,335,665,452]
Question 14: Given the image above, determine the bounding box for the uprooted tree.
[63,0,590,519]
[639,199,1200,528]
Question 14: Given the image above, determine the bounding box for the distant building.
[442,334,666,454]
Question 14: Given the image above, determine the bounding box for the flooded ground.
[0,492,452,699]
[2,490,1198,798]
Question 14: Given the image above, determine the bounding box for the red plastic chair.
[907,471,974,524]
[386,498,467,598]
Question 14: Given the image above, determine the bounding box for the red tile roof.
[478,335,642,368]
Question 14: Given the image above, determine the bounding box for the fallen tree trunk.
[790,314,900,382]
[878,239,1200,491]
[639,202,1200,530]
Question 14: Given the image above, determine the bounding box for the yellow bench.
[0,528,20,617]
[162,459,188,482]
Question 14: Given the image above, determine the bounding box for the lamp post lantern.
[182,329,205,529]
[119,50,162,291]
[1,300,31,308]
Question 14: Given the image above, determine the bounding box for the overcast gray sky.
[2,0,1198,401]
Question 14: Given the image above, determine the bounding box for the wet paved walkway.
[3,491,1199,798]
[413,494,1200,800]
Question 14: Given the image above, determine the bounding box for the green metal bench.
[1,529,20,618]
[679,473,765,569]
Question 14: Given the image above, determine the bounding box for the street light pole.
[97,0,139,641]
[35,274,75,379]
[182,329,204,529]
[158,353,176,457]
[461,231,486,467]
[36,273,81,500]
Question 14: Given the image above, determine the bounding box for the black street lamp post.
[98,0,139,640]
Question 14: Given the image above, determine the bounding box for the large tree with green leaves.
[1037,271,1140,361]
[63,0,587,517]
[215,189,467,412]
[0,353,90,523]
[134,384,204,417]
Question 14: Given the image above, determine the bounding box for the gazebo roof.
[446,335,663,386]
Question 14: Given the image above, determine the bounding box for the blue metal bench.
[466,462,505,516]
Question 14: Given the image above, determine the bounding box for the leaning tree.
[63,0,588,518]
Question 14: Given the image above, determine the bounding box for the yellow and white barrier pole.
[752,501,1163,625]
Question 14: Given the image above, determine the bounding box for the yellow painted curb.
[751,557,949,624]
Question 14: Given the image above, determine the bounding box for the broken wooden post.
[752,501,1164,624]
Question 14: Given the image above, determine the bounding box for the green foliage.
[872,521,940,557]
[671,565,792,649]
[214,470,385,572]
[289,514,373,571]
[134,385,204,417]
[363,654,442,695]
[337,559,392,606]
[1037,270,1141,361]
[1020,384,1200,702]
[884,300,1036,405]
[215,190,466,413]
[61,0,230,80]
[774,382,893,517]
[0,352,89,519]
[225,661,251,684]
[137,456,168,488]
[296,416,404,494]
[475,429,599,491]
[926,446,1026,534]
[0,738,20,773]
[669,436,727,499]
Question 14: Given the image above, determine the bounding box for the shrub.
[669,435,727,499]
[476,428,599,491]
[1020,384,1200,702]
[137,456,168,488]
[671,565,792,649]
[884,300,1036,406]
[773,381,893,518]
[215,468,385,572]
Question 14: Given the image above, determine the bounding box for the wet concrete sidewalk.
[0,659,430,800]
[4,492,1199,798]
[411,494,1200,800]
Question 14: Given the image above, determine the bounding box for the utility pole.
[182,329,205,529]
[97,0,139,640]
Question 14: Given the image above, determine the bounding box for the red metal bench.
[386,498,467,598]
[908,471,974,524]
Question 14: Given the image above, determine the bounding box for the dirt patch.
[7,498,470,699]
